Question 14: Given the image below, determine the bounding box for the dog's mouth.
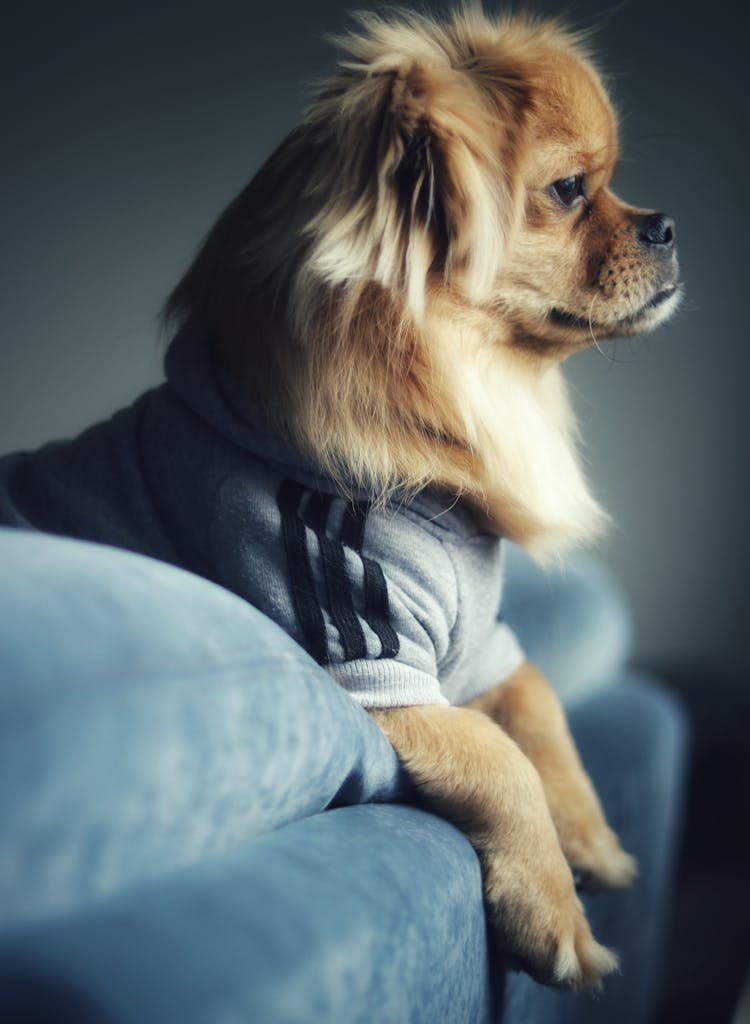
[549,283,680,334]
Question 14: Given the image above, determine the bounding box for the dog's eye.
[550,175,585,207]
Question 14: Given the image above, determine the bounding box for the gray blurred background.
[1,1,748,1017]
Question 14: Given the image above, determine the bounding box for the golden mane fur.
[164,6,611,559]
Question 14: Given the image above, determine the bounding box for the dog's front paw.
[531,737,637,890]
[477,775,620,992]
[571,848,637,892]
[553,807,638,892]
[483,852,619,989]
[469,666,638,895]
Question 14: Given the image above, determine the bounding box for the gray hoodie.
[0,327,524,707]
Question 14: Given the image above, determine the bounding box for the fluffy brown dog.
[165,6,680,990]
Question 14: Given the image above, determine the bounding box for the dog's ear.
[301,36,533,320]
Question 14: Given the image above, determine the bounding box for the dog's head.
[166,9,680,556]
[492,44,679,352]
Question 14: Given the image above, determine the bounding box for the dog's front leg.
[370,704,617,989]
[466,662,637,890]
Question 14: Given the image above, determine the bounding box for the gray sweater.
[0,327,524,707]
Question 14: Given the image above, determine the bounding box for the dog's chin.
[546,282,682,345]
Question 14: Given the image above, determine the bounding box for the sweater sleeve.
[325,508,459,709]
[435,534,527,706]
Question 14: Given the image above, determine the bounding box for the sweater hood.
[163,324,484,538]
[164,324,333,493]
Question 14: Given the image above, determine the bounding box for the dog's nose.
[638,212,676,250]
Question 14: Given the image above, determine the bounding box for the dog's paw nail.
[553,933,619,990]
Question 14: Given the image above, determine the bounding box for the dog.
[0,6,679,990]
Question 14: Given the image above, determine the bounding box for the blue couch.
[0,528,687,1022]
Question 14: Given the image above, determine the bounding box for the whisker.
[587,294,608,358]
[586,295,635,365]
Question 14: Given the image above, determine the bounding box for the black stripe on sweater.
[303,492,368,663]
[277,480,330,666]
[341,502,400,660]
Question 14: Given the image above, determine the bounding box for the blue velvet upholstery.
[0,529,687,1022]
